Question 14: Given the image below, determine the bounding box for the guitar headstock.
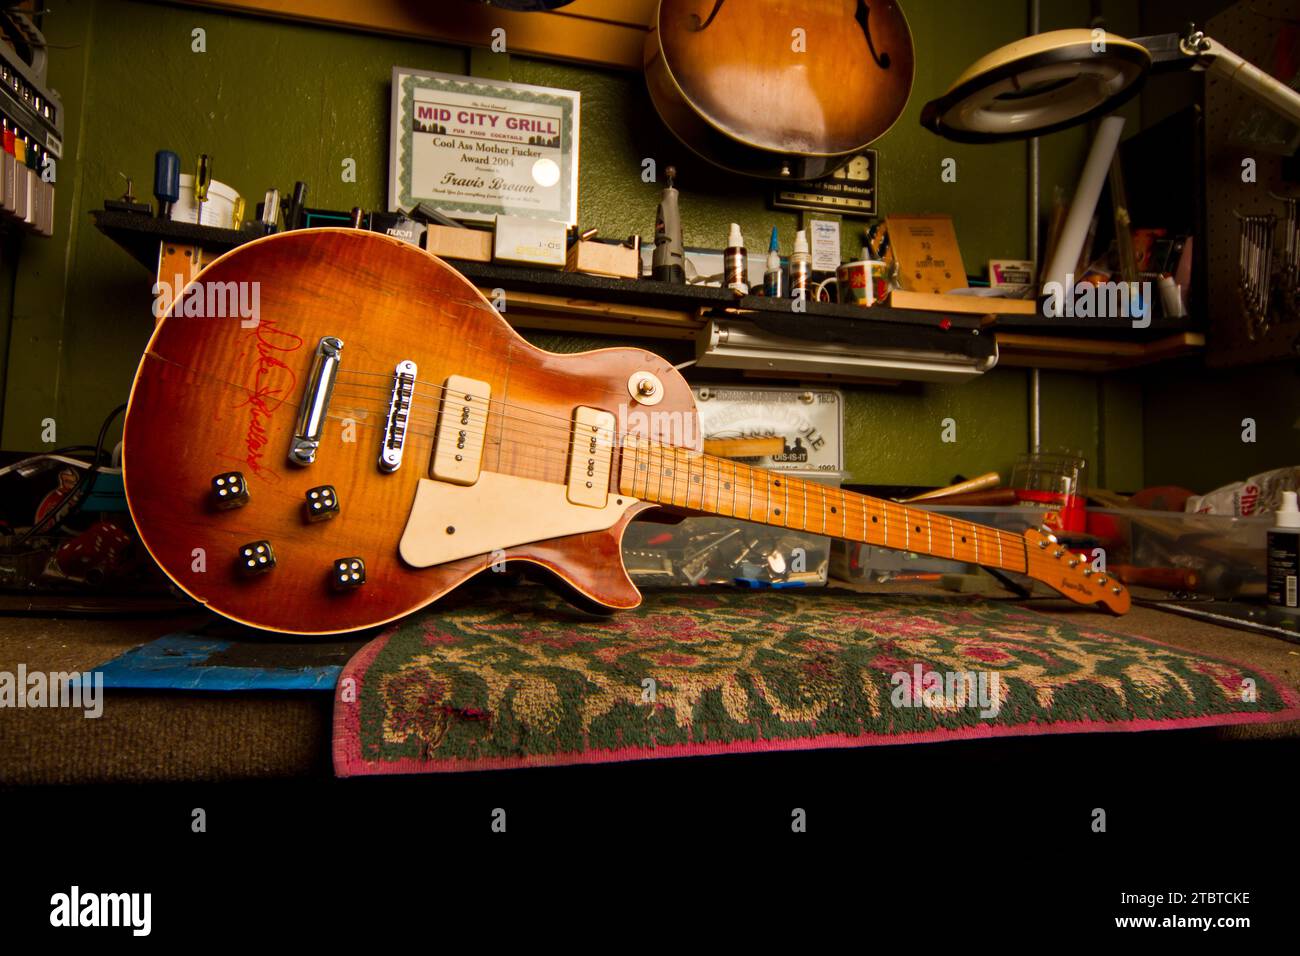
[1022,527,1131,615]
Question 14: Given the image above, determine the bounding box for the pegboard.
[1205,0,1300,367]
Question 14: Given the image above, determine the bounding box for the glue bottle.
[725,223,748,296]
[1267,491,1300,611]
[763,227,784,297]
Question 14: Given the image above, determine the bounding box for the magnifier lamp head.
[921,29,1151,142]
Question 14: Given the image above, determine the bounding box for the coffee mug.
[814,259,890,306]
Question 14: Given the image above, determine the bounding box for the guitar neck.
[619,441,1028,574]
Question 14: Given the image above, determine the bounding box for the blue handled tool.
[153,149,179,218]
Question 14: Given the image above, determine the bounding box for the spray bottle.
[1268,490,1300,611]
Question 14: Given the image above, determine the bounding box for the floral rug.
[332,589,1300,775]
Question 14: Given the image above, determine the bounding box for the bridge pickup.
[288,336,343,466]
[567,406,615,508]
[430,374,490,485]
[379,360,417,473]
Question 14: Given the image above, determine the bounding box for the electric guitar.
[122,228,1129,635]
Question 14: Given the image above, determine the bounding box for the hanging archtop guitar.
[644,0,915,179]
[122,229,1129,635]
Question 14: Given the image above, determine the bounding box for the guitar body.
[645,0,914,179]
[124,228,695,635]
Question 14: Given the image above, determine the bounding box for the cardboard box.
[493,215,567,268]
[564,239,640,279]
[423,224,493,262]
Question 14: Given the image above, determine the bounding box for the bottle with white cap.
[1267,490,1300,610]
[724,223,748,296]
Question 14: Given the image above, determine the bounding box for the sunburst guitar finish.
[124,229,1129,636]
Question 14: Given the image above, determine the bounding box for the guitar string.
[144,352,1033,565]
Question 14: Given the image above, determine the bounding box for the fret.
[840,490,848,539]
[861,496,868,545]
[702,455,714,513]
[747,468,756,521]
[881,502,889,548]
[682,451,697,509]
[995,529,1003,568]
[641,439,651,500]
[730,461,739,518]
[707,452,717,512]
[660,444,670,504]
[673,450,686,507]
[925,511,933,553]
[971,523,980,563]
[631,439,643,498]
[800,482,807,533]
[903,507,910,551]
[675,450,688,508]
[663,448,677,506]
[947,514,956,558]
[820,484,827,534]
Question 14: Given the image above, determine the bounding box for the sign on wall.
[772,150,878,217]
[389,67,580,224]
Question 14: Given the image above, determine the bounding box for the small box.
[565,239,640,279]
[367,211,425,247]
[424,224,493,263]
[493,215,567,268]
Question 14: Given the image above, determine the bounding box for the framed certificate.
[389,67,580,225]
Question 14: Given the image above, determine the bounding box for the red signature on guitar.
[236,320,303,476]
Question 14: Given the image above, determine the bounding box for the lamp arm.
[1189,36,1300,126]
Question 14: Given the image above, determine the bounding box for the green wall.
[2,0,1150,490]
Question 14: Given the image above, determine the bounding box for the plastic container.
[169,174,240,229]
[622,475,842,588]
[1010,450,1087,532]
[920,504,1271,597]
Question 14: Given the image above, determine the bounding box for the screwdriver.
[153,149,179,218]
[194,153,210,225]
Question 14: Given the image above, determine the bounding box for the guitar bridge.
[379,360,417,473]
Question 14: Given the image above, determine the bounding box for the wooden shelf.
[996,332,1206,372]
[91,210,994,367]
[90,210,1201,374]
